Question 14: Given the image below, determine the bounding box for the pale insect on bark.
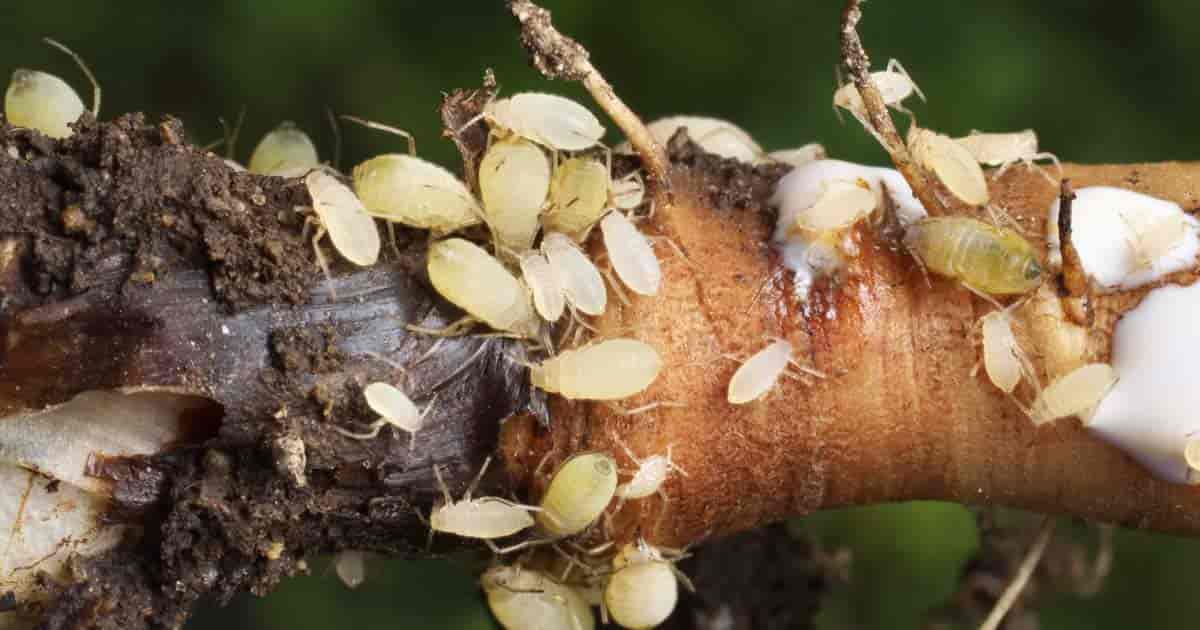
[544,156,613,239]
[537,452,619,537]
[727,339,794,404]
[903,216,1043,296]
[529,339,662,401]
[482,565,596,630]
[954,129,1062,182]
[353,154,483,233]
[542,232,608,316]
[980,310,1025,394]
[332,382,433,451]
[303,171,381,295]
[426,238,540,337]
[248,122,320,176]
[618,115,763,162]
[483,92,606,152]
[600,211,661,296]
[429,457,538,549]
[480,136,552,254]
[611,435,686,501]
[907,126,991,206]
[603,540,693,630]
[1033,363,1119,426]
[833,58,925,128]
[4,38,99,140]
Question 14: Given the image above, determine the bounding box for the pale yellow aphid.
[787,178,877,235]
[482,565,596,630]
[483,92,606,152]
[1121,210,1190,270]
[954,129,1061,183]
[303,171,381,292]
[542,232,608,316]
[520,251,566,322]
[334,550,367,589]
[426,238,539,337]
[600,211,661,296]
[480,136,551,254]
[767,143,827,168]
[530,339,662,401]
[248,122,320,176]
[353,154,483,234]
[981,310,1023,394]
[430,457,538,550]
[903,217,1043,296]
[611,172,645,211]
[626,115,763,162]
[907,126,990,206]
[603,540,692,630]
[537,452,619,537]
[1033,363,1118,426]
[543,157,612,239]
[4,38,99,140]
[333,382,432,451]
[613,438,685,501]
[1185,438,1200,485]
[727,339,793,404]
[833,59,925,126]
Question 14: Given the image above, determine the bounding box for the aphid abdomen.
[484,567,596,630]
[353,154,482,233]
[480,137,551,253]
[604,561,678,629]
[5,69,85,139]
[432,499,535,539]
[249,122,319,176]
[426,238,538,337]
[531,339,662,400]
[537,452,618,536]
[906,217,1042,295]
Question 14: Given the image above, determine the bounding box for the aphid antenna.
[647,234,697,269]
[979,517,1056,630]
[340,114,416,156]
[301,215,339,300]
[407,391,441,452]
[884,58,926,102]
[605,400,685,417]
[408,337,447,368]
[42,37,100,117]
[332,418,388,441]
[599,265,632,308]
[427,338,492,393]
[325,107,343,171]
[225,106,247,160]
[404,315,478,338]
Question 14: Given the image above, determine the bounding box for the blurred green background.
[3,0,1199,628]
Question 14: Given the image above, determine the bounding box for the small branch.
[1057,178,1088,297]
[979,517,1057,630]
[508,0,671,189]
[839,0,949,216]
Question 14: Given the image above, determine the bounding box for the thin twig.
[508,0,671,189]
[978,516,1056,630]
[839,0,948,217]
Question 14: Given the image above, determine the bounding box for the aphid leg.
[963,283,1005,310]
[1031,152,1063,184]
[994,159,1017,180]
[600,265,633,307]
[432,463,455,505]
[386,220,403,258]
[42,37,101,116]
[404,315,478,337]
[463,455,494,501]
[885,58,926,102]
[605,401,686,416]
[649,235,697,270]
[408,392,441,452]
[224,106,247,160]
[453,111,488,138]
[410,337,447,367]
[306,218,338,300]
[332,419,387,440]
[428,339,492,392]
[340,115,417,156]
[485,536,556,555]
[668,561,697,594]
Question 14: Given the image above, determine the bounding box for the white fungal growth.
[352,154,483,234]
[248,122,320,176]
[4,69,85,139]
[833,59,924,129]
[304,170,381,268]
[430,458,537,544]
[1032,363,1117,426]
[727,340,793,404]
[537,452,619,537]
[544,157,612,239]
[981,311,1022,394]
[480,137,551,254]
[600,211,661,296]
[1086,281,1200,484]
[954,129,1060,181]
[617,115,763,162]
[426,238,539,337]
[787,179,876,234]
[482,566,596,630]
[520,252,566,322]
[907,126,990,206]
[542,232,608,316]
[1046,186,1199,290]
[334,551,367,589]
[767,143,827,168]
[485,92,605,152]
[530,339,662,401]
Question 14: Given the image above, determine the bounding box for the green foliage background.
[2,1,1198,628]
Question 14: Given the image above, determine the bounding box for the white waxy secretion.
[981,311,1022,394]
[908,126,990,206]
[954,129,1060,180]
[542,232,607,316]
[305,170,381,267]
[1033,363,1117,426]
[530,339,662,401]
[353,154,483,233]
[728,340,793,404]
[600,211,661,296]
[520,251,566,322]
[248,122,320,176]
[4,69,86,139]
[617,115,762,162]
[480,137,551,253]
[544,157,612,238]
[426,238,539,337]
[486,92,605,152]
[537,452,619,537]
[483,566,596,630]
[1046,186,1199,290]
[768,143,827,168]
[430,458,537,543]
[1087,281,1200,484]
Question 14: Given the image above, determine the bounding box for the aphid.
[352,154,483,234]
[482,565,596,630]
[907,126,990,206]
[480,136,551,254]
[333,382,431,450]
[334,550,367,589]
[543,157,613,239]
[520,251,566,322]
[530,339,662,401]
[481,92,605,152]
[303,171,381,290]
[613,438,685,501]
[4,38,99,140]
[248,122,320,176]
[954,129,1061,182]
[1033,363,1118,425]
[603,540,692,630]
[610,172,645,211]
[833,59,925,126]
[1121,210,1190,270]
[430,457,538,549]
[903,217,1043,296]
[537,452,619,537]
[981,310,1024,394]
[600,211,661,297]
[1185,438,1200,485]
[768,143,827,168]
[628,115,763,162]
[426,238,540,337]
[787,178,877,235]
[727,339,793,404]
[542,232,608,316]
